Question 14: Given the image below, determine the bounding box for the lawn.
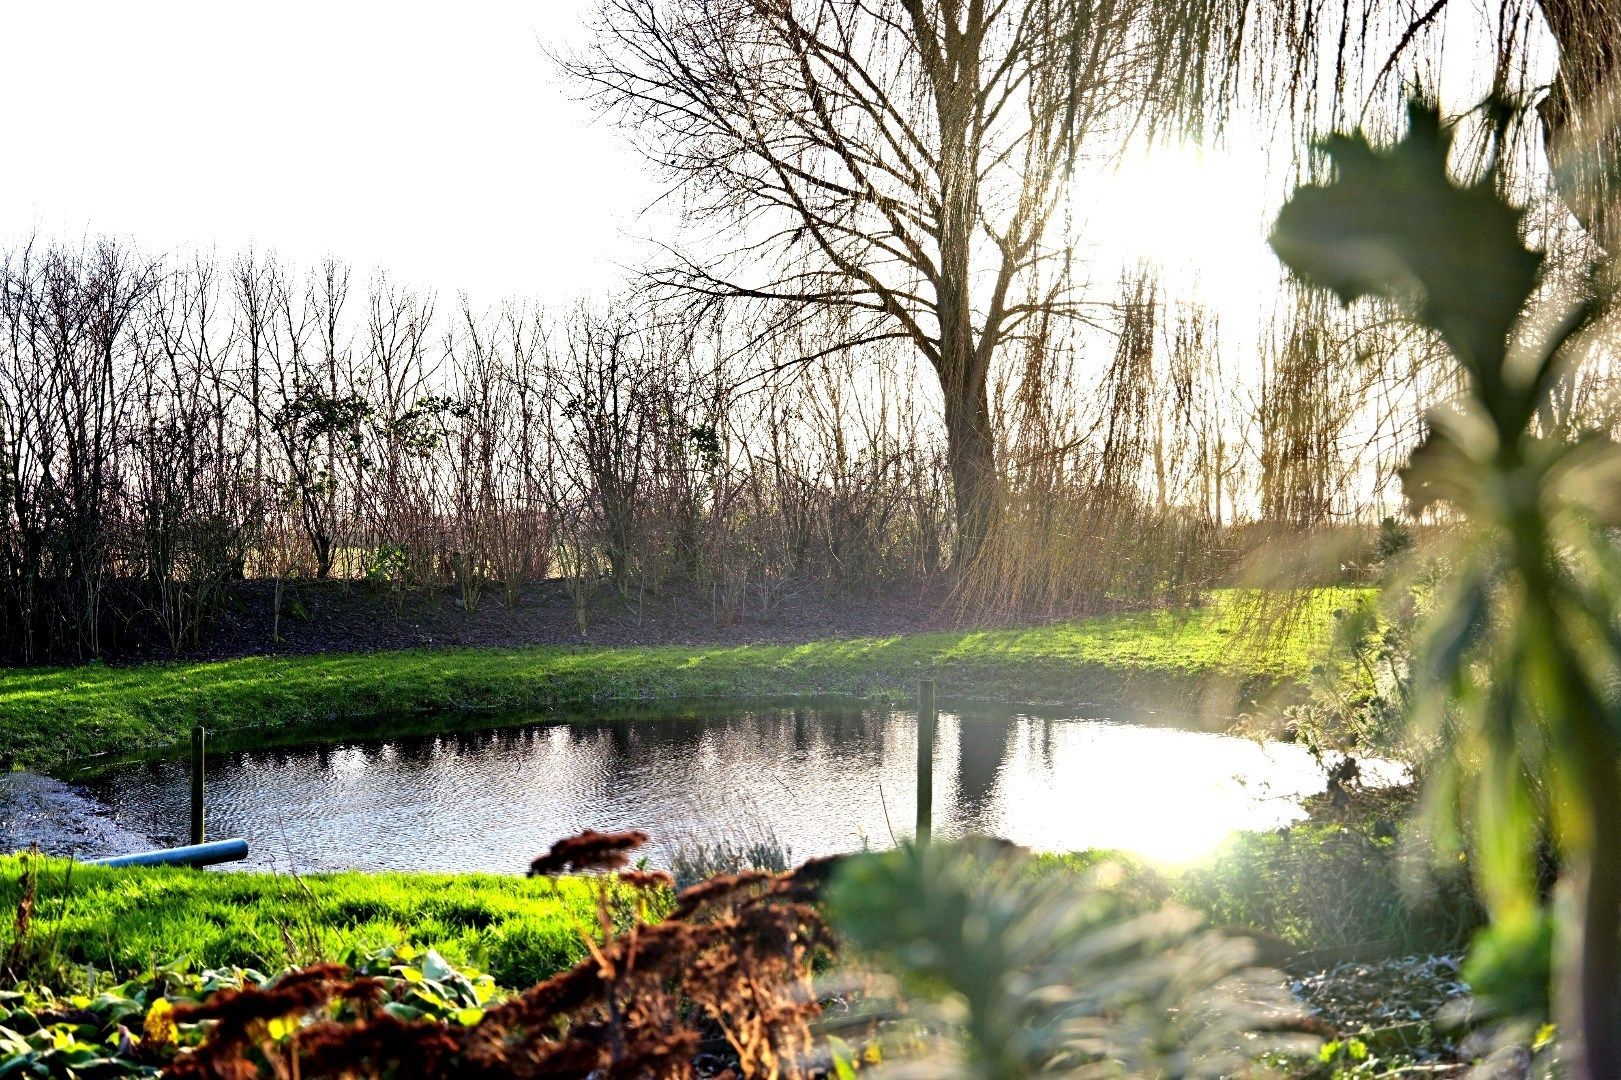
[0,856,620,992]
[0,588,1368,770]
[0,815,1475,999]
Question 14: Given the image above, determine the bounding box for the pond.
[78,702,1399,873]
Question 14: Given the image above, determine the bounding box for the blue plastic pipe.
[87,838,249,869]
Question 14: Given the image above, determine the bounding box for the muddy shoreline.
[0,772,150,860]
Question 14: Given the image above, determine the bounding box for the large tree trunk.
[1566,811,1621,1080]
[1537,19,1621,1069]
[942,371,997,569]
[928,15,997,571]
[1528,8,1621,1074]
[1552,702,1621,1080]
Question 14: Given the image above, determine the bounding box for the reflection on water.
[80,704,1400,872]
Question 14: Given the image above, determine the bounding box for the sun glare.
[1071,142,1285,322]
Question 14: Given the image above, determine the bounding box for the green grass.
[0,857,623,992]
[0,812,1471,999]
[0,588,1365,770]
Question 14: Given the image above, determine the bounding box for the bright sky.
[1073,140,1286,325]
[0,0,1546,322]
[0,1,665,304]
[0,0,1303,318]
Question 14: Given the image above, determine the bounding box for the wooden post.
[916,679,936,846]
[189,726,206,846]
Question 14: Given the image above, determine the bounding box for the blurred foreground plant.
[828,840,1318,1077]
[1272,99,1621,1075]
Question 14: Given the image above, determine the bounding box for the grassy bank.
[0,817,1474,997]
[0,857,614,991]
[0,588,1363,770]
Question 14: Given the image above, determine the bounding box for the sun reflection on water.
[83,705,1404,873]
[966,718,1404,864]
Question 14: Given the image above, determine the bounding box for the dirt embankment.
[111,577,1086,664]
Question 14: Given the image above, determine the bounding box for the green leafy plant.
[362,543,409,585]
[0,946,492,1079]
[1272,98,1621,1075]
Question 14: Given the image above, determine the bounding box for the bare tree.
[0,230,1441,662]
[563,0,1148,565]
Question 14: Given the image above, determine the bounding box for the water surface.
[81,703,1393,872]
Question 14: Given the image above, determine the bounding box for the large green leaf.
[1270,101,1542,381]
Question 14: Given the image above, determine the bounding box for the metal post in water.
[916,679,936,846]
[189,725,206,846]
